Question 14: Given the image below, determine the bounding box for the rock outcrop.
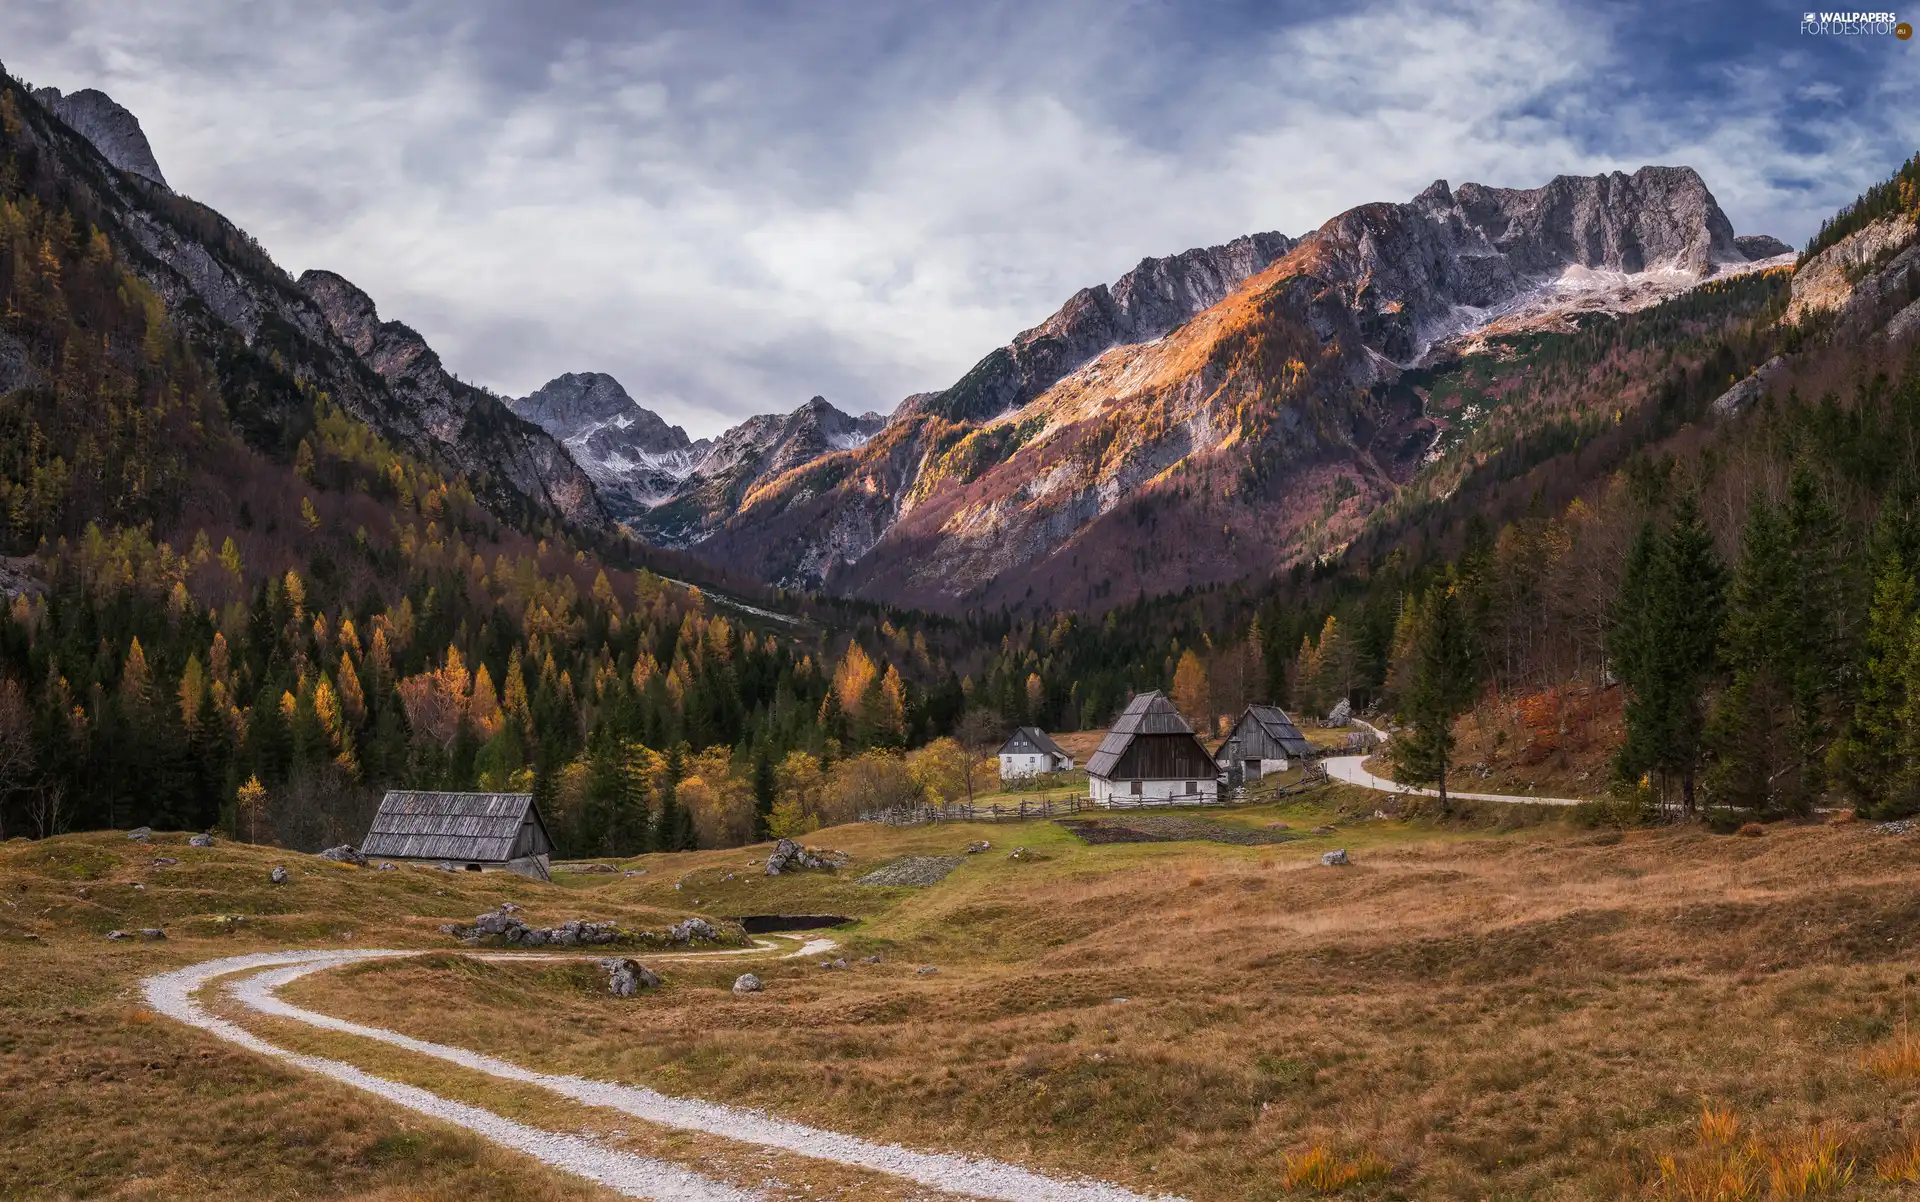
[907,231,1295,424]
[32,87,169,188]
[679,166,1790,611]
[300,271,607,531]
[1783,214,1920,332]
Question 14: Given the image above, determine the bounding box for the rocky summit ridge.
[31,86,169,189]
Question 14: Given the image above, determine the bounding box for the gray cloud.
[6,0,1913,436]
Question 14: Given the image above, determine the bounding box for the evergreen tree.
[1613,494,1726,812]
[1391,574,1478,807]
[1831,550,1915,813]
[1708,498,1797,812]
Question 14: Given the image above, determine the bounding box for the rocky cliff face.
[507,373,703,517]
[31,87,169,188]
[911,231,1294,423]
[1288,166,1754,364]
[680,166,1792,610]
[7,78,603,535]
[299,271,606,530]
[632,396,885,546]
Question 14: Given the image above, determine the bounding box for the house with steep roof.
[361,791,555,880]
[1085,691,1220,806]
[1214,704,1315,784]
[998,727,1075,781]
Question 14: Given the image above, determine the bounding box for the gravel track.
[145,947,1182,1202]
[1324,720,1586,807]
[142,951,759,1201]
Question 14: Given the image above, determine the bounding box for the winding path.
[1322,720,1587,807]
[143,941,1181,1202]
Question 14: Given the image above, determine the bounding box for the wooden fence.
[859,763,1329,827]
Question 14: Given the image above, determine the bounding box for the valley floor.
[9,789,1920,1200]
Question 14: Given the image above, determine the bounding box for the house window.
[1186,780,1197,795]
[1130,780,1142,796]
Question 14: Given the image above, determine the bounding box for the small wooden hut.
[1085,691,1219,806]
[361,791,555,881]
[998,727,1075,780]
[1214,705,1315,784]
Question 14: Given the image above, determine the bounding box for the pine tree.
[1391,575,1478,807]
[1614,494,1726,813]
[1831,551,1914,813]
[1708,498,1796,811]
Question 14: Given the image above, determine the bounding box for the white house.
[1085,691,1221,806]
[998,727,1074,781]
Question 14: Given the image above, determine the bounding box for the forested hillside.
[0,81,981,853]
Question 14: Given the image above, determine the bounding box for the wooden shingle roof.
[1086,691,1198,778]
[1242,705,1314,757]
[361,791,545,862]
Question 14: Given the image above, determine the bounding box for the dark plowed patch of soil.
[1057,816,1302,846]
[735,914,854,933]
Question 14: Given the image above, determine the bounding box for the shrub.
[1278,1145,1390,1192]
[1736,822,1766,838]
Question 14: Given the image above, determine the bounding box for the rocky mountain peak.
[296,269,385,357]
[512,372,692,455]
[31,86,169,189]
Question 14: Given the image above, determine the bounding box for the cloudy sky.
[7,1,1917,436]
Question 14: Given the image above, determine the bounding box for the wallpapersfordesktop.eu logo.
[1801,10,1912,36]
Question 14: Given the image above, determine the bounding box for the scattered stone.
[622,869,647,877]
[269,866,288,885]
[1265,822,1291,830]
[1007,847,1047,861]
[151,857,179,867]
[498,902,522,913]
[861,955,882,965]
[764,838,843,876]
[1310,826,1336,836]
[574,863,618,874]
[916,965,939,976]
[855,856,963,888]
[732,973,763,995]
[1372,810,1390,820]
[966,840,992,854]
[818,958,849,970]
[440,908,623,947]
[106,929,131,940]
[108,927,165,941]
[376,862,398,871]
[1321,849,1351,867]
[319,844,367,865]
[132,883,144,891]
[1326,698,1352,727]
[126,826,152,842]
[76,887,90,899]
[188,833,214,848]
[1874,819,1916,835]
[601,958,662,997]
[1111,997,1130,1004]
[668,917,718,943]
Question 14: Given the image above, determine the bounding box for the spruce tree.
[1392,574,1478,808]
[1708,498,1795,811]
[1831,551,1915,813]
[1614,493,1725,813]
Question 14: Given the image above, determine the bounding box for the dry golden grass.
[16,793,1920,1200]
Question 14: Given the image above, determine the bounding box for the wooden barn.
[361,791,555,881]
[998,727,1075,780]
[1085,691,1220,806]
[1214,705,1315,784]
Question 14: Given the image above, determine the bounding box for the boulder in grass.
[187,833,214,848]
[601,958,662,997]
[319,844,367,866]
[269,866,288,885]
[1326,698,1352,727]
[573,863,618,874]
[126,827,152,842]
[151,857,179,867]
[764,837,826,875]
[732,973,763,995]
[966,840,992,854]
[669,917,718,943]
[1321,848,1351,867]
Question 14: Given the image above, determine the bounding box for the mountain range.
[15,79,1805,615]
